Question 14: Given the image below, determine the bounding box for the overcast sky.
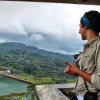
[0,1,100,54]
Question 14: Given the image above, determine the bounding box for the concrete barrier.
[0,73,34,84]
[35,83,75,100]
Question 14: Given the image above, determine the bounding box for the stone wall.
[35,83,75,100]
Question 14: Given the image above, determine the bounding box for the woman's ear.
[84,25,88,30]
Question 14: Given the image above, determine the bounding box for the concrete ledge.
[0,73,34,84]
[35,83,75,100]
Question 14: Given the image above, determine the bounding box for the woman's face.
[79,22,87,40]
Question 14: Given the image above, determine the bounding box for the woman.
[64,10,100,100]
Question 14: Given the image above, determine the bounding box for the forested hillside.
[0,42,76,79]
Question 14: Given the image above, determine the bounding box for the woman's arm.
[77,69,92,83]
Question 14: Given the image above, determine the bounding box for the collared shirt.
[75,36,100,96]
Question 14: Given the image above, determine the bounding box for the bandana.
[81,14,92,27]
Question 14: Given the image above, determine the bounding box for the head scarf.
[81,14,93,27]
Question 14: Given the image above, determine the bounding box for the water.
[0,75,29,96]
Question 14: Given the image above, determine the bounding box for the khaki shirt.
[75,36,100,96]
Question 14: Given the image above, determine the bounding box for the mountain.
[0,42,39,52]
[0,42,75,61]
[0,42,76,79]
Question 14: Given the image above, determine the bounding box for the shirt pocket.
[81,54,95,73]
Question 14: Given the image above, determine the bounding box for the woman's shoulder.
[96,37,100,50]
[97,37,100,45]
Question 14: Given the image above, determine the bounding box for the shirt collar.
[83,36,100,51]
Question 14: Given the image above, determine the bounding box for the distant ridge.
[0,42,74,60]
[0,42,38,52]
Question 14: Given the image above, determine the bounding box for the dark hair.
[81,10,100,33]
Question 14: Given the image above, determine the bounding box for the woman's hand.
[64,62,92,83]
[64,62,79,76]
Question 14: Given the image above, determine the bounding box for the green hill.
[0,42,76,80]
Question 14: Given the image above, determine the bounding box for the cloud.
[0,1,100,54]
[0,38,6,43]
[29,33,44,41]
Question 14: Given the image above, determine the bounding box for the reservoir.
[0,75,29,96]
